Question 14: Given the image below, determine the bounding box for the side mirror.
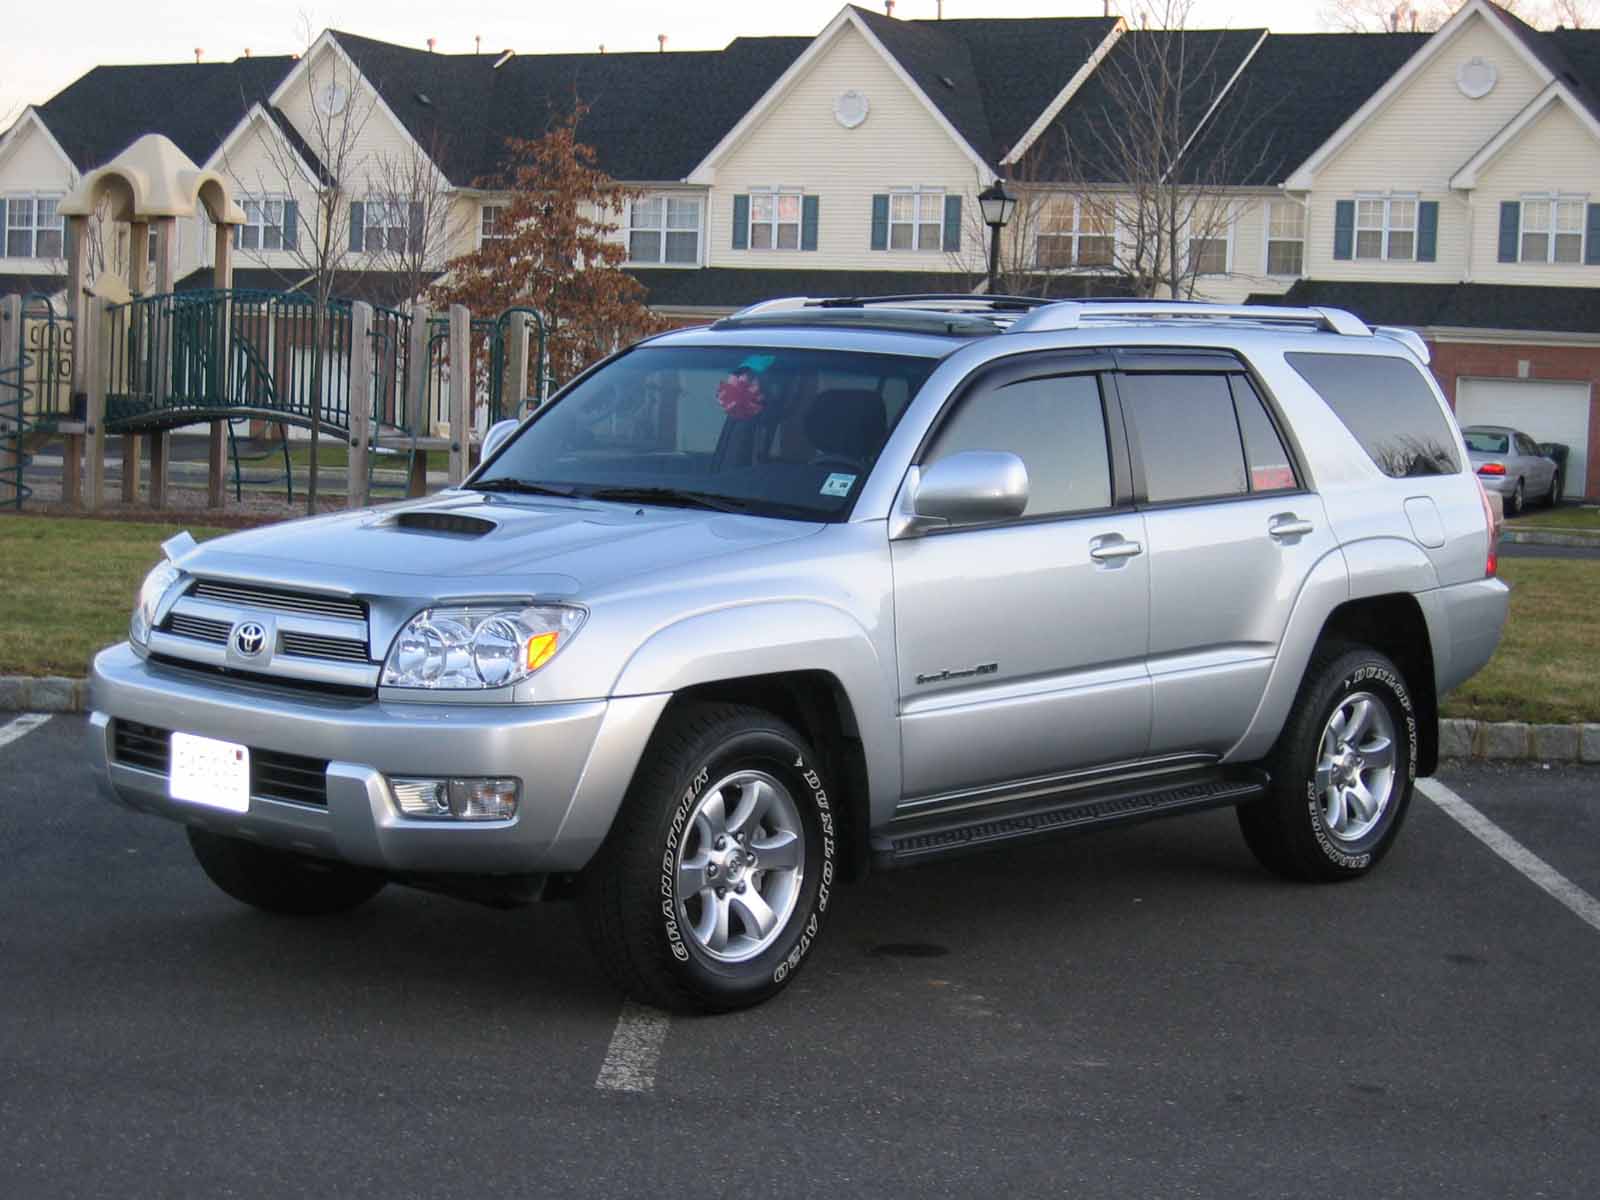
[893,451,1029,537]
[481,418,520,464]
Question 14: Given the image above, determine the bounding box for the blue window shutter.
[348,200,364,253]
[409,201,424,254]
[1417,201,1438,262]
[1333,200,1355,261]
[731,194,749,250]
[1498,201,1520,263]
[282,200,299,252]
[871,194,889,251]
[943,194,962,252]
[1586,204,1600,265]
[801,195,819,251]
[0,200,7,253]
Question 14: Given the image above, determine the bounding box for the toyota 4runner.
[89,296,1510,1012]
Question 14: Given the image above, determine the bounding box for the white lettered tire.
[580,703,837,1012]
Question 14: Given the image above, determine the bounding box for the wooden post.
[207,222,233,510]
[0,295,18,504]
[62,213,91,507]
[347,301,373,509]
[405,303,430,498]
[503,311,529,420]
[148,216,176,508]
[448,305,470,485]
[84,298,106,511]
[121,219,149,502]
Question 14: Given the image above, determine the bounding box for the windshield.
[1463,431,1509,454]
[474,345,938,520]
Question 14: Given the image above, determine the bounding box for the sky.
[2,0,1337,123]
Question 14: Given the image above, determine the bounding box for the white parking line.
[1419,777,1600,936]
[595,1001,670,1092]
[0,713,52,751]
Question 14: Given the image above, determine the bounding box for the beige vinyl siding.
[708,22,983,272]
[1304,11,1543,283]
[275,45,423,181]
[0,121,76,276]
[1471,102,1600,287]
[210,109,320,272]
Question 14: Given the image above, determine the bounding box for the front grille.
[190,580,366,622]
[280,631,371,663]
[111,720,330,807]
[148,655,375,700]
[166,613,231,644]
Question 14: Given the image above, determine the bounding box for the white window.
[480,203,507,244]
[363,198,409,254]
[749,188,802,251]
[889,188,944,251]
[629,195,701,264]
[1355,196,1416,261]
[1266,200,1305,276]
[1188,236,1230,276]
[237,197,286,251]
[1035,197,1114,268]
[1520,195,1585,264]
[5,194,64,259]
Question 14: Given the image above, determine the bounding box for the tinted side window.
[1286,352,1460,477]
[1516,433,1537,456]
[927,373,1111,518]
[1120,373,1248,504]
[1230,376,1299,492]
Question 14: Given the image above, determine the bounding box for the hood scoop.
[393,511,498,538]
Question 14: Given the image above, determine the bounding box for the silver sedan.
[1461,425,1560,515]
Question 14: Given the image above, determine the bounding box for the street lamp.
[978,179,1017,295]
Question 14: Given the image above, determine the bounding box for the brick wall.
[1427,339,1600,500]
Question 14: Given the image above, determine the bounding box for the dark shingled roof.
[852,7,992,163]
[36,56,294,170]
[1249,279,1600,335]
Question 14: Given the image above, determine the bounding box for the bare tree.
[1321,0,1596,31]
[1002,2,1273,300]
[360,131,464,308]
[221,18,376,512]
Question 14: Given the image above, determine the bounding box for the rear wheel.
[187,828,386,915]
[1508,479,1525,516]
[1238,644,1417,882]
[1546,470,1562,507]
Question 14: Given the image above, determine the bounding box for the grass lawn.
[0,517,230,676]
[1440,558,1600,725]
[280,442,351,470]
[1505,504,1600,533]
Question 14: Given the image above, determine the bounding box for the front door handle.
[1268,516,1315,540]
[1089,536,1144,562]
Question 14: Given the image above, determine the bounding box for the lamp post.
[978,179,1017,295]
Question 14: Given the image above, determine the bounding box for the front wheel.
[1546,470,1561,507]
[580,703,838,1013]
[1238,644,1418,882]
[187,828,387,915]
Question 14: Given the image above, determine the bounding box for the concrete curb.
[3,675,1598,765]
[1501,529,1600,548]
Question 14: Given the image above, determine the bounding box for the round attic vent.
[1457,56,1498,99]
[834,89,870,129]
[314,80,348,116]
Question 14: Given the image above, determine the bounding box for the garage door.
[1454,378,1591,499]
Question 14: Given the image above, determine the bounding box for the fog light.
[390,777,520,821]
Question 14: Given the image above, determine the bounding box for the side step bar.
[873,768,1268,869]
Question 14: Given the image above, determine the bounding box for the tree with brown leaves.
[431,109,663,397]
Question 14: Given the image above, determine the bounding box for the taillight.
[1476,478,1499,576]
[1477,462,1506,476]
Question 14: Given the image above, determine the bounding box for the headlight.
[381,603,586,690]
[129,561,182,648]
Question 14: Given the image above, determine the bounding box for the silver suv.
[89,297,1509,1012]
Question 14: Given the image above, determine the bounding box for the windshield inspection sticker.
[821,472,857,498]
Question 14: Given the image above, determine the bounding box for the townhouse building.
[1,0,1596,495]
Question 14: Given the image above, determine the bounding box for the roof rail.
[722,293,1054,322]
[1007,300,1373,338]
[1373,325,1431,365]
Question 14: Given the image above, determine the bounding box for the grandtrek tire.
[187,828,387,915]
[579,703,837,1014]
[1238,644,1418,883]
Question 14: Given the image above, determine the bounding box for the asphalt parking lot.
[2,714,1597,1198]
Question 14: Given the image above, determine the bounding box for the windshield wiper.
[467,477,579,498]
[580,486,756,514]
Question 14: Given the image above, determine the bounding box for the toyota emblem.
[233,622,267,657]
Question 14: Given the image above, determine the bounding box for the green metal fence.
[2,294,73,510]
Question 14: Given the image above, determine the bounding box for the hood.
[172,491,824,600]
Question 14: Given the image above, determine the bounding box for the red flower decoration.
[717,371,764,420]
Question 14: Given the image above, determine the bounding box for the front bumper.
[89,642,670,875]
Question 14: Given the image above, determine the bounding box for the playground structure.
[0,134,547,512]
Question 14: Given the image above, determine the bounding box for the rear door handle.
[1268,516,1314,540]
[1089,536,1144,561]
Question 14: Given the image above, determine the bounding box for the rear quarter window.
[1285,352,1460,478]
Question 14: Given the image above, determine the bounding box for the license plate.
[169,732,251,813]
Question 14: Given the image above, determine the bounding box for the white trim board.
[1450,83,1600,189]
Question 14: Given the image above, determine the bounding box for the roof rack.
[1008,300,1372,338]
[722,294,1054,322]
